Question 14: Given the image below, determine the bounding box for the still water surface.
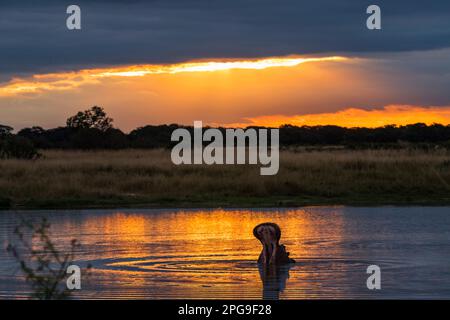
[1,207,450,299]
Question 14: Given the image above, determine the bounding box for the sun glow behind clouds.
[96,56,346,77]
[0,56,346,96]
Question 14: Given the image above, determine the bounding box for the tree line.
[2,106,450,159]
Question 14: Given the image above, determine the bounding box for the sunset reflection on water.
[77,208,346,299]
[2,207,450,299]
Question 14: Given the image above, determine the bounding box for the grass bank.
[1,148,450,209]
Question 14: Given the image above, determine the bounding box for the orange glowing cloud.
[0,55,347,97]
[222,105,450,128]
[2,53,447,131]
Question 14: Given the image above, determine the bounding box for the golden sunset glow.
[224,105,450,128]
[0,56,346,97]
[1,53,449,130]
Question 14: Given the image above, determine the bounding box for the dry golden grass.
[1,148,450,208]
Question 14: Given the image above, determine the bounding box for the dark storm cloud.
[1,0,450,77]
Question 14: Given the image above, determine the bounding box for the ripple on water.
[2,207,450,299]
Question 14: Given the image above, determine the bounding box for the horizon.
[3,109,450,134]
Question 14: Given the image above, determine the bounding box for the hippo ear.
[273,223,281,241]
[253,223,265,238]
[253,225,261,239]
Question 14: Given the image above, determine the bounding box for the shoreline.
[2,195,450,211]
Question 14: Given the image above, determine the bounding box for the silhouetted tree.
[66,106,113,131]
[0,136,41,159]
[4,120,450,151]
[129,124,179,148]
[0,124,40,159]
[0,124,13,137]
[17,126,48,148]
[102,128,129,149]
[69,127,128,149]
[18,126,45,138]
[44,127,77,148]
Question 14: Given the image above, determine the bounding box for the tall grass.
[1,148,450,208]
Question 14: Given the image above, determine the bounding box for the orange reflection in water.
[5,207,449,299]
[54,209,346,299]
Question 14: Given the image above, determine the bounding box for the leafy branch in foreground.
[6,218,89,299]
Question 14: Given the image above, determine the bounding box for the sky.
[1,0,450,131]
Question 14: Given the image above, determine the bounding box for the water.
[1,207,450,299]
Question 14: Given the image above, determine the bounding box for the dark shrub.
[0,136,41,159]
[69,127,128,149]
